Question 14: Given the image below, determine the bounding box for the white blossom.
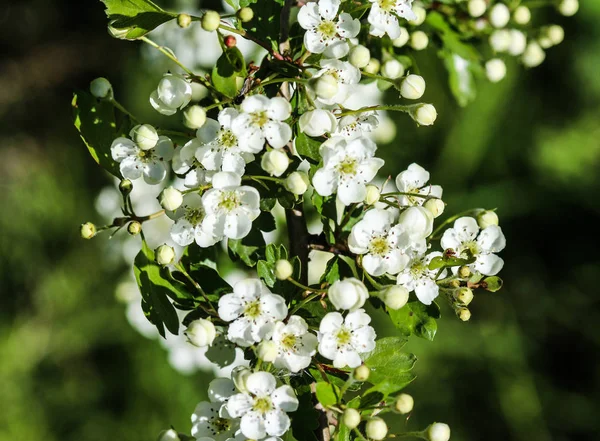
[312,136,384,206]
[395,163,443,206]
[270,315,318,373]
[312,59,361,105]
[299,109,337,137]
[111,135,173,184]
[191,378,239,441]
[218,279,288,347]
[202,172,261,240]
[334,113,379,140]
[231,95,292,153]
[150,73,193,115]
[328,278,369,311]
[440,216,506,276]
[227,372,299,440]
[297,0,360,58]
[169,193,220,247]
[397,252,446,305]
[172,142,211,188]
[318,309,376,368]
[368,0,417,39]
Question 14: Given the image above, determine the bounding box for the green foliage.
[228,228,266,267]
[388,299,441,341]
[224,0,258,9]
[483,276,503,292]
[315,382,340,407]
[244,0,282,52]
[363,337,417,397]
[212,47,247,98]
[100,0,174,40]
[429,254,475,270]
[295,132,322,163]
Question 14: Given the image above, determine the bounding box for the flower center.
[218,191,241,212]
[137,149,155,163]
[281,333,297,350]
[338,158,358,176]
[317,20,337,39]
[378,0,397,11]
[336,327,352,346]
[369,236,390,256]
[409,259,426,278]
[457,240,479,258]
[212,417,232,433]
[244,300,262,319]
[253,397,273,414]
[250,111,269,128]
[218,129,238,149]
[184,207,205,226]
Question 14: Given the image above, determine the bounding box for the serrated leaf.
[212,47,247,98]
[257,260,277,287]
[388,299,441,341]
[359,391,384,408]
[228,228,266,267]
[363,337,417,397]
[295,132,322,163]
[315,382,339,407]
[101,0,174,40]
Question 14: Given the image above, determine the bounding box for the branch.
[285,205,310,284]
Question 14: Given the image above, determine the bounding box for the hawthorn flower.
[297,0,360,59]
[395,163,443,206]
[226,372,299,440]
[202,172,261,240]
[231,96,292,153]
[111,135,173,184]
[318,309,376,368]
[397,252,446,305]
[195,108,254,176]
[368,0,417,39]
[172,142,211,188]
[150,73,193,115]
[191,378,239,441]
[169,193,220,247]
[218,279,288,347]
[312,59,361,105]
[348,209,410,276]
[334,112,380,140]
[312,136,385,206]
[440,217,506,276]
[270,315,318,373]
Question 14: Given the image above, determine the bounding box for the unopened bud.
[394,393,414,414]
[156,244,175,266]
[379,285,409,310]
[458,265,471,278]
[489,29,511,52]
[485,58,507,83]
[353,364,370,382]
[342,408,361,429]
[456,287,474,306]
[275,259,294,280]
[285,171,310,195]
[310,74,339,100]
[237,7,254,22]
[477,210,499,229]
[261,149,290,177]
[130,124,159,150]
[410,31,429,50]
[507,29,527,56]
[456,307,471,322]
[299,109,336,137]
[159,186,183,211]
[513,6,531,25]
[183,105,207,129]
[392,27,410,48]
[467,0,487,18]
[489,3,510,28]
[224,35,237,48]
[400,75,426,100]
[90,77,113,99]
[382,59,405,79]
[80,222,96,239]
[364,58,381,74]
[364,185,380,205]
[232,366,252,393]
[128,221,142,235]
[409,103,437,127]
[185,318,216,347]
[158,429,180,441]
[427,423,451,441]
[409,5,427,26]
[177,13,192,28]
[349,45,371,69]
[558,0,579,17]
[522,42,546,68]
[201,10,221,32]
[257,340,278,362]
[365,418,388,441]
[119,179,133,195]
[546,25,565,46]
[424,198,445,217]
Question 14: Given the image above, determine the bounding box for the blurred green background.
[1,0,598,440]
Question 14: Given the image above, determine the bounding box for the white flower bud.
[507,29,527,56]
[394,394,414,414]
[159,186,183,211]
[477,210,499,229]
[183,105,207,129]
[128,221,142,236]
[328,278,368,311]
[410,103,437,126]
[158,429,180,441]
[489,4,510,29]
[400,75,426,100]
[424,198,445,218]
[310,74,339,100]
[485,58,507,83]
[468,0,487,18]
[185,319,216,347]
[409,5,427,26]
[275,259,294,280]
[261,150,290,177]
[558,0,579,17]
[130,124,159,150]
[201,10,221,32]
[513,6,531,25]
[428,423,451,441]
[364,185,380,205]
[177,13,192,28]
[546,25,565,46]
[90,77,113,99]
[380,285,409,310]
[119,179,133,195]
[364,58,381,74]
[156,244,175,266]
[80,222,96,239]
[232,366,252,393]
[353,365,370,382]
[365,418,388,441]
[349,45,371,68]
[522,42,545,68]
[456,287,474,306]
[342,409,361,429]
[457,307,471,321]
[410,31,429,51]
[382,59,405,79]
[373,117,397,144]
[257,340,278,362]
[237,7,254,22]
[392,27,410,48]
[299,109,336,137]
[285,171,310,195]
[489,30,511,52]
[458,265,471,279]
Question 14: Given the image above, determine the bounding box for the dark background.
[1,0,598,440]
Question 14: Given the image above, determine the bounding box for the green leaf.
[224,0,258,8]
[290,388,319,441]
[228,228,266,267]
[364,372,418,397]
[72,91,126,177]
[295,132,322,163]
[428,255,475,270]
[245,0,281,52]
[388,299,441,341]
[363,337,417,396]
[257,260,277,287]
[212,47,247,98]
[101,0,174,40]
[483,276,503,292]
[359,391,384,408]
[315,382,339,408]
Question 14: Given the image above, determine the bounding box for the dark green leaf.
[290,388,319,441]
[228,228,266,267]
[359,391,384,408]
[295,132,322,163]
[388,299,441,341]
[257,260,277,287]
[212,47,247,98]
[101,0,174,40]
